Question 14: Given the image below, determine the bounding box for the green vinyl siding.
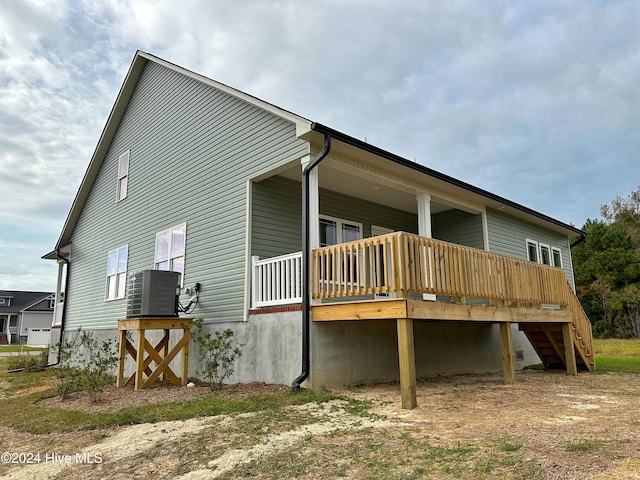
[486,208,575,287]
[65,61,308,329]
[251,175,418,259]
[432,210,484,249]
[252,176,302,259]
[319,188,417,238]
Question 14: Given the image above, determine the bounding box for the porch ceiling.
[277,162,451,214]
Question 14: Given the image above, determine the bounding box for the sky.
[1,0,639,292]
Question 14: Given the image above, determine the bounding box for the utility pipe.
[292,132,331,389]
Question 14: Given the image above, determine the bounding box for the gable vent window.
[106,245,128,300]
[117,150,130,202]
[155,223,186,286]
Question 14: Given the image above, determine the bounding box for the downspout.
[49,249,70,367]
[292,132,331,389]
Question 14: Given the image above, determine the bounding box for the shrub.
[192,318,244,391]
[5,348,49,372]
[52,329,119,402]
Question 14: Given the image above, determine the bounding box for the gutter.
[570,234,586,248]
[292,133,332,389]
[309,122,585,239]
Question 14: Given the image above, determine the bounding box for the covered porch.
[248,130,592,408]
[252,231,594,409]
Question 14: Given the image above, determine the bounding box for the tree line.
[572,186,640,338]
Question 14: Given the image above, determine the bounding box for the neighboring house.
[0,291,54,345]
[43,51,593,406]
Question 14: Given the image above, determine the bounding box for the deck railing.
[311,231,594,368]
[251,252,303,308]
[311,231,570,305]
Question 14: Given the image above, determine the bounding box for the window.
[319,215,362,246]
[526,240,538,263]
[117,150,130,202]
[540,244,551,265]
[106,246,128,300]
[0,298,5,305]
[155,223,186,284]
[526,239,563,268]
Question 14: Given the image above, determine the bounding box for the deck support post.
[499,322,516,384]
[562,322,578,375]
[397,318,417,409]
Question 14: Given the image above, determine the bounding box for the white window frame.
[319,215,363,246]
[539,243,552,266]
[116,150,130,202]
[551,247,563,268]
[0,298,5,305]
[526,239,563,269]
[106,245,128,301]
[155,223,187,286]
[526,239,539,263]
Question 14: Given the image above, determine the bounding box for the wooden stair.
[520,324,589,371]
[520,281,596,371]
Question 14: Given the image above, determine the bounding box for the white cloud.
[1,0,639,289]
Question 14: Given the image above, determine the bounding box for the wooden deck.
[310,232,595,409]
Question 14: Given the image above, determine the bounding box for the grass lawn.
[593,338,640,373]
[1,339,639,479]
[0,345,47,353]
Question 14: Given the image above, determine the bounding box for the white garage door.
[27,328,51,346]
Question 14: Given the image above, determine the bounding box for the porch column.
[397,318,417,409]
[53,259,66,327]
[562,323,578,375]
[499,322,516,384]
[417,193,436,301]
[417,193,432,238]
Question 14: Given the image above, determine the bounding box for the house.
[43,51,593,407]
[0,290,55,345]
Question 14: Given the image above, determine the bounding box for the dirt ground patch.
[1,370,639,479]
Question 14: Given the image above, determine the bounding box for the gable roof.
[46,50,311,257]
[0,291,53,313]
[45,51,583,259]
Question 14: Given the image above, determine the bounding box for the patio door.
[319,216,363,291]
[319,215,362,246]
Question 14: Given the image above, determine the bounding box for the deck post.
[397,318,417,409]
[499,322,516,384]
[562,322,578,375]
[116,328,127,387]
